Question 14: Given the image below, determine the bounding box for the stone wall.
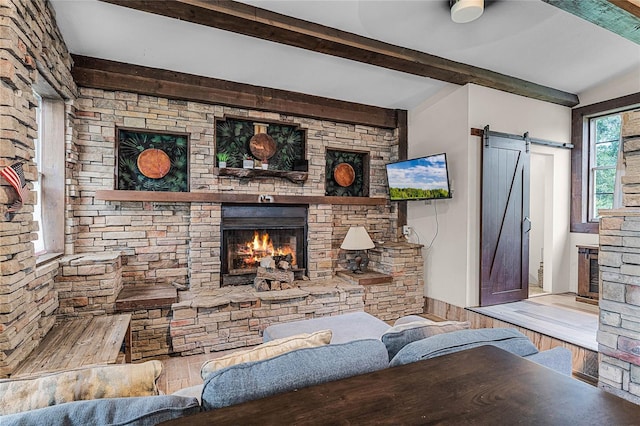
[170,279,365,355]
[0,0,76,377]
[55,252,122,318]
[598,212,640,404]
[597,110,640,404]
[71,87,398,289]
[0,0,420,373]
[366,242,424,320]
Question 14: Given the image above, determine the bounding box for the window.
[33,92,44,254]
[588,113,621,221]
[31,76,66,258]
[571,92,640,233]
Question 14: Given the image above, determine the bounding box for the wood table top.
[161,345,640,425]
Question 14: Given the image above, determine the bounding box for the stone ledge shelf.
[215,167,308,184]
[169,278,365,355]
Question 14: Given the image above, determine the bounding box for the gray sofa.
[197,316,572,411]
[1,314,573,424]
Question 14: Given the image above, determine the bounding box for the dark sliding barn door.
[480,129,531,307]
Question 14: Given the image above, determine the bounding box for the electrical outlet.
[402,225,410,236]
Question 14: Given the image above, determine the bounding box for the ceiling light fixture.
[450,0,484,24]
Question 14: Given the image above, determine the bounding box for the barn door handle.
[523,217,532,233]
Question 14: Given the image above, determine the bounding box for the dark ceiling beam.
[544,0,640,45]
[99,0,579,107]
[71,55,399,129]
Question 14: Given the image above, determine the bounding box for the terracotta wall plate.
[334,163,355,187]
[137,148,171,179]
[249,134,277,161]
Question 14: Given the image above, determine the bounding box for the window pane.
[32,91,45,254]
[595,115,621,143]
[594,168,616,194]
[594,193,614,215]
[595,141,619,167]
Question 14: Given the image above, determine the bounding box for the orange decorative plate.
[249,133,277,161]
[334,163,355,187]
[137,148,171,179]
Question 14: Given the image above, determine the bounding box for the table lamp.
[340,226,375,274]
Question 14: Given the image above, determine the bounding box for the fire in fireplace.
[221,205,307,286]
[228,230,297,271]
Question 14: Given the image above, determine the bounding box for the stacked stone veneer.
[0,0,424,374]
[598,212,640,403]
[129,305,173,361]
[71,88,398,288]
[597,110,640,404]
[170,279,364,355]
[55,252,122,317]
[0,0,77,377]
[68,86,420,357]
[366,242,424,320]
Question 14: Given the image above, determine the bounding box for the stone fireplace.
[65,86,425,359]
[221,204,307,286]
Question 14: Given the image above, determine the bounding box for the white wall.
[529,153,547,286]
[408,83,571,308]
[577,66,640,108]
[407,84,470,308]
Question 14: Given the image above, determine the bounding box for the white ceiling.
[50,0,640,109]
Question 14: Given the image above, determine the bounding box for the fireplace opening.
[221,205,307,286]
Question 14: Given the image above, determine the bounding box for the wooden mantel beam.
[99,0,579,107]
[71,55,399,129]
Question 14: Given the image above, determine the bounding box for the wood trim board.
[72,55,400,129]
[94,190,388,206]
[99,0,579,107]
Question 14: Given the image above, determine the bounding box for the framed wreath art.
[325,149,369,197]
[115,128,189,192]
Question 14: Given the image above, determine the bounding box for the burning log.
[278,260,291,270]
[260,256,276,269]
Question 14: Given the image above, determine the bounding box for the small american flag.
[1,162,28,213]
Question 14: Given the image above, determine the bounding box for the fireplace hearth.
[221,205,307,286]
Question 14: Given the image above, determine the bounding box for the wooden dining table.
[161,345,640,425]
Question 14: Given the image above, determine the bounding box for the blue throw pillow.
[0,395,200,426]
[202,339,389,410]
[390,328,538,367]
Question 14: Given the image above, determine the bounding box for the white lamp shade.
[451,0,484,24]
[340,226,375,250]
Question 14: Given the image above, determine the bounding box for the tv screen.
[385,153,452,201]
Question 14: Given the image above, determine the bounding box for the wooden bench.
[12,314,132,378]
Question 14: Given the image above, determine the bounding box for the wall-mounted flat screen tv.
[385,153,452,201]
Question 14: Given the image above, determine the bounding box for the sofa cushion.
[390,328,539,367]
[263,312,390,344]
[173,384,204,405]
[524,347,573,376]
[393,315,435,326]
[200,330,332,379]
[382,320,470,359]
[0,395,200,426]
[0,361,163,416]
[201,339,389,410]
